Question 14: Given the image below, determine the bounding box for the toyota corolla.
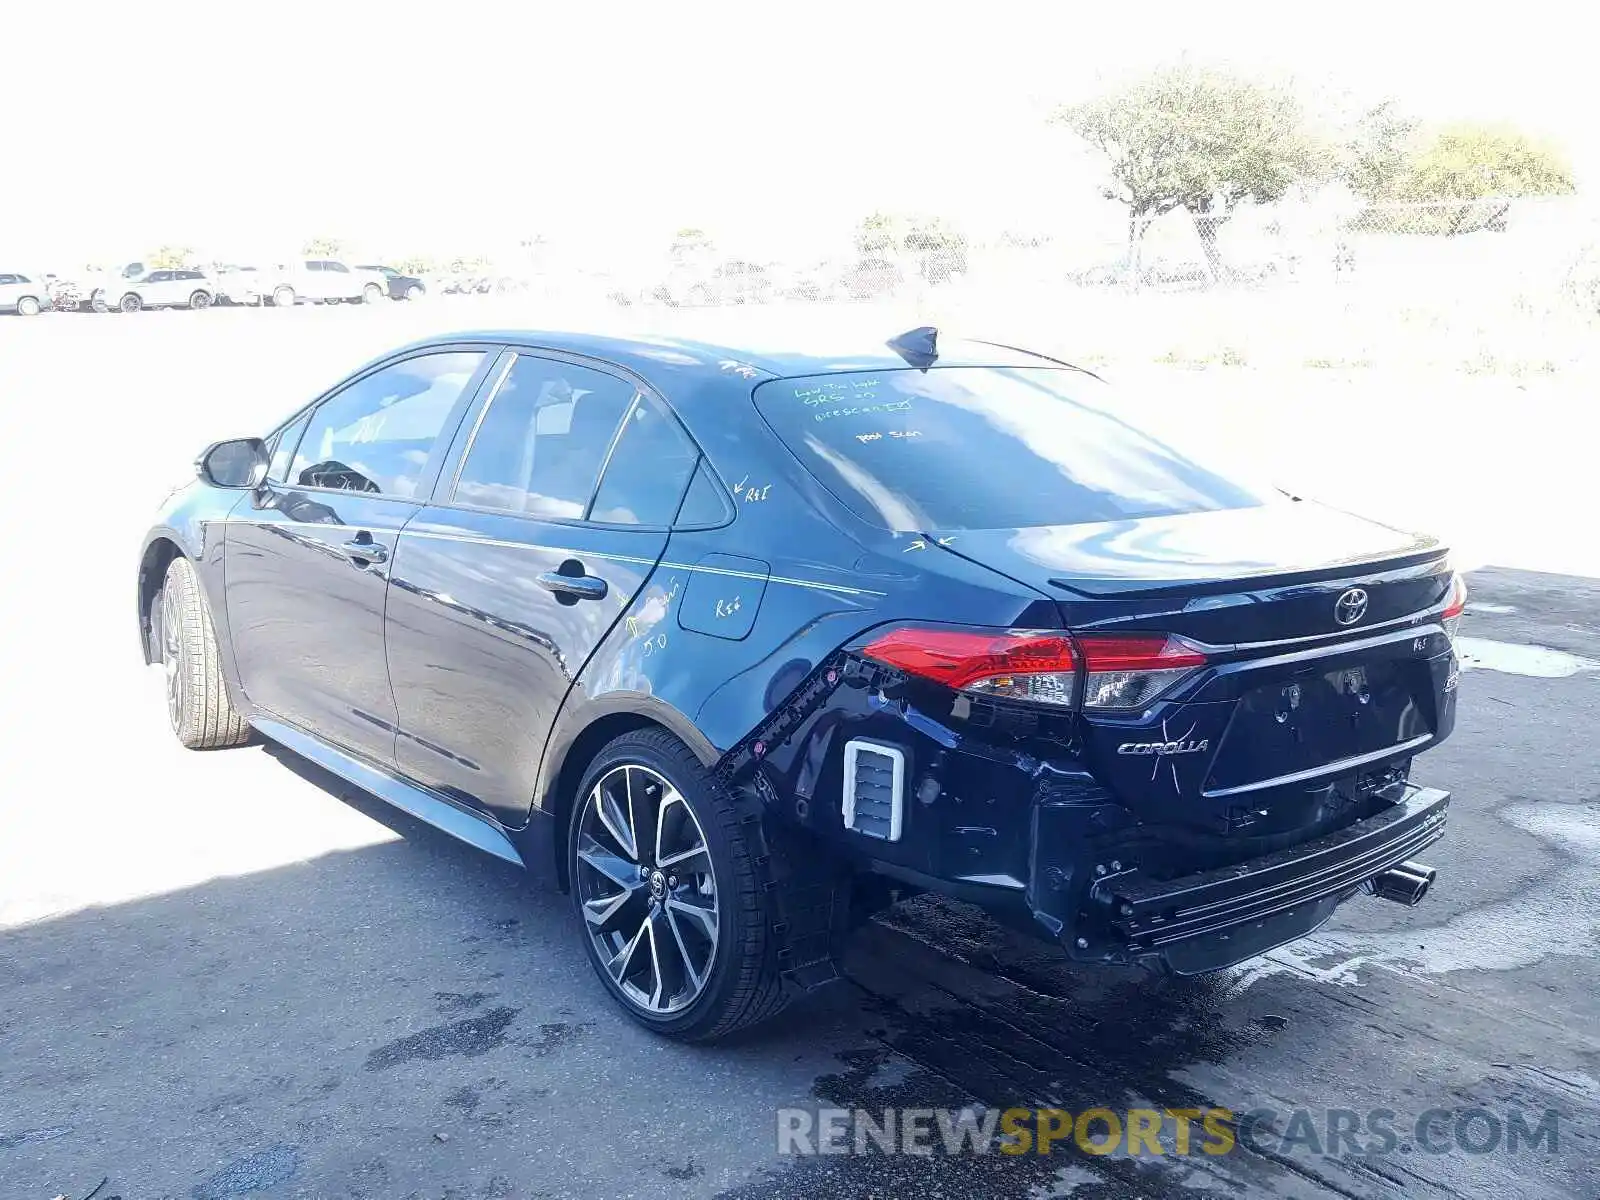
[137,327,1462,1041]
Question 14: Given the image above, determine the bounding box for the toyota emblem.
[1334,587,1369,626]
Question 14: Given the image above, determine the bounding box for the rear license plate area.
[1206,658,1431,794]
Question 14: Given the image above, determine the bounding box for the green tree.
[1342,101,1418,203]
[147,245,193,269]
[669,227,714,267]
[1054,66,1319,278]
[1380,124,1575,234]
[302,236,344,257]
[853,211,900,257]
[1397,123,1574,202]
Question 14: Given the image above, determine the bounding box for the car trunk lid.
[932,501,1458,835]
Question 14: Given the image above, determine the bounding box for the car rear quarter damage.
[713,591,1458,975]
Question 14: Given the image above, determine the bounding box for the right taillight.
[860,627,1209,711]
[1441,573,1466,643]
[1076,633,1210,710]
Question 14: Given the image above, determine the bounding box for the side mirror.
[197,437,269,489]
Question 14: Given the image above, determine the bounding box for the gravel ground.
[1,302,1596,1198]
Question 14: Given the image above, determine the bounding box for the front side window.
[452,356,636,518]
[755,367,1278,531]
[289,352,484,496]
[268,411,312,482]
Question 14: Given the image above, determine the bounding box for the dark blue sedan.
[138,326,1463,1040]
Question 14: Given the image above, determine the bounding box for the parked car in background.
[0,272,49,315]
[94,268,216,313]
[275,260,388,306]
[356,264,427,301]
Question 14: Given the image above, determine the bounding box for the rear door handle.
[340,536,389,565]
[536,569,607,601]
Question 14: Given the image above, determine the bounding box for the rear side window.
[452,355,636,519]
[754,367,1274,531]
[674,460,732,527]
[290,351,484,496]
[589,395,699,526]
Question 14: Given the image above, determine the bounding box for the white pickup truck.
[216,260,390,308]
[269,260,389,307]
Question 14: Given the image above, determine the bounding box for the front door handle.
[340,536,389,566]
[536,568,607,601]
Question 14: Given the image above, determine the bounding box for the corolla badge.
[1334,587,1370,626]
[1118,719,1208,791]
[1116,739,1209,756]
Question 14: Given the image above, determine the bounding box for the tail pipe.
[1369,860,1437,907]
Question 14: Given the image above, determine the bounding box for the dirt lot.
[1,303,1596,1198]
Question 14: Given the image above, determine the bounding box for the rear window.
[754,367,1275,531]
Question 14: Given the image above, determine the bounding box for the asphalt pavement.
[1,304,1596,1199]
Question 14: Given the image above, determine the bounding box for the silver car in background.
[0,272,49,316]
[94,268,217,313]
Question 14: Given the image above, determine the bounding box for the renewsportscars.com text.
[777,1105,1562,1159]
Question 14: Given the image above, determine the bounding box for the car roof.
[379,322,1079,383]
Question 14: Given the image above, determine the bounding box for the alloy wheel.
[574,763,719,1015]
[161,588,184,730]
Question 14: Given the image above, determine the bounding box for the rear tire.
[158,557,250,750]
[568,729,787,1042]
[404,283,424,301]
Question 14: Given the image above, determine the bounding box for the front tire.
[118,293,142,313]
[363,282,384,304]
[188,290,212,310]
[569,729,787,1041]
[404,283,424,301]
[158,557,250,750]
[271,285,295,308]
[16,295,41,316]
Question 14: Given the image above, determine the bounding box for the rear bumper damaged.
[721,654,1450,978]
[1066,785,1449,973]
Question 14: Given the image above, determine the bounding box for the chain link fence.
[417,193,1596,376]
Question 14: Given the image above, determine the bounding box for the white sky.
[3,0,1591,267]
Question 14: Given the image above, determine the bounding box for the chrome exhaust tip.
[1370,860,1437,907]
